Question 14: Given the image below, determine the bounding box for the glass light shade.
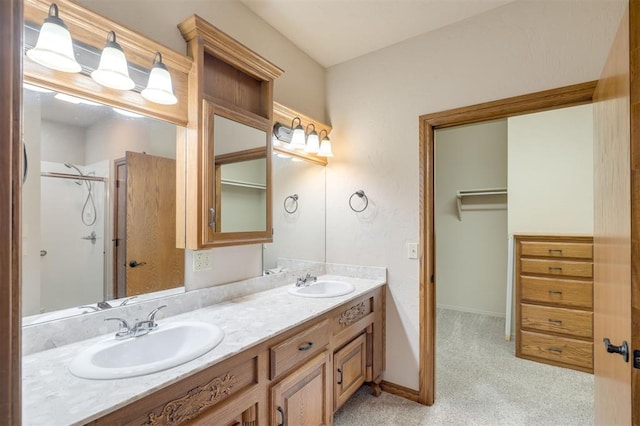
[26,5,81,73]
[318,136,333,157]
[305,131,320,153]
[91,32,135,90]
[141,54,177,105]
[290,124,306,150]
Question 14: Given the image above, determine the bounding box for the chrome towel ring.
[349,190,368,213]
[284,194,299,214]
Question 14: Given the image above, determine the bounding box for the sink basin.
[69,321,224,380]
[288,280,355,298]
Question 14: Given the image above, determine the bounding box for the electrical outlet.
[193,251,212,272]
[408,243,419,259]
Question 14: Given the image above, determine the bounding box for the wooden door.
[333,334,367,410]
[593,4,636,424]
[271,351,330,426]
[125,151,184,296]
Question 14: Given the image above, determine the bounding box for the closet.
[434,103,594,370]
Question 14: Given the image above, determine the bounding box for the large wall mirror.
[22,83,185,325]
[263,149,326,273]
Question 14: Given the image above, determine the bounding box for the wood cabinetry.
[515,234,594,373]
[177,15,283,249]
[92,286,385,425]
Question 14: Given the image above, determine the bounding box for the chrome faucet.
[104,305,167,339]
[296,273,318,287]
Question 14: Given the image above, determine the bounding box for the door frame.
[418,81,597,405]
[0,0,22,422]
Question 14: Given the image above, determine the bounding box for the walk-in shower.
[64,162,97,226]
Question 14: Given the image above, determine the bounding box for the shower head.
[64,162,85,176]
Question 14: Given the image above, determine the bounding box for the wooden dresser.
[515,234,594,373]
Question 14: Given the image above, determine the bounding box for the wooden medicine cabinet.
[178,16,283,249]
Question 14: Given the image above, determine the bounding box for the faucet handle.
[147,305,167,323]
[104,317,131,339]
[119,296,138,306]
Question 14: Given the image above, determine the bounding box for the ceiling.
[239,0,517,68]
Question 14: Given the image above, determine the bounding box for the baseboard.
[380,380,421,403]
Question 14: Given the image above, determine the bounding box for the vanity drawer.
[521,304,592,338]
[270,319,330,380]
[520,331,593,370]
[331,297,373,335]
[520,258,593,278]
[520,241,593,259]
[520,276,593,308]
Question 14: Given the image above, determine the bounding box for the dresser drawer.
[270,319,330,380]
[521,304,592,338]
[520,276,593,308]
[520,241,592,259]
[520,331,593,370]
[520,258,593,278]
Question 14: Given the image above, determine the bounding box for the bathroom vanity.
[22,274,385,425]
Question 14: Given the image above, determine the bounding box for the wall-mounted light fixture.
[304,123,320,153]
[317,129,333,157]
[91,31,135,90]
[26,3,81,73]
[290,117,306,150]
[141,52,177,105]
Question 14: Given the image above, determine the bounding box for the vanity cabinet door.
[333,334,366,410]
[271,351,330,426]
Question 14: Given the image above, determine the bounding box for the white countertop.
[22,275,385,426]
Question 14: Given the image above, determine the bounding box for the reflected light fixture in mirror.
[26,3,82,73]
[304,123,319,153]
[318,130,333,157]
[290,117,306,150]
[141,52,178,105]
[91,31,135,90]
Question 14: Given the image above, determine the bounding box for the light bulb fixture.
[141,52,178,105]
[318,129,333,157]
[26,3,82,73]
[290,117,306,150]
[304,123,320,153]
[91,31,135,91]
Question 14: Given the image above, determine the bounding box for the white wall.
[435,120,508,317]
[508,104,594,235]
[326,1,625,390]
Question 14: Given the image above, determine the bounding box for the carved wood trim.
[144,373,237,426]
[339,302,367,327]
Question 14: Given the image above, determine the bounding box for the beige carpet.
[334,308,594,425]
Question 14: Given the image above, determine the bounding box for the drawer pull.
[277,406,285,426]
[337,368,343,385]
[548,347,563,354]
[548,290,563,295]
[548,249,563,254]
[548,267,563,272]
[548,318,563,325]
[298,341,314,351]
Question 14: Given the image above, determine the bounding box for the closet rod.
[456,187,507,221]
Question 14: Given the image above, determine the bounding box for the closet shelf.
[456,188,507,221]
[221,179,266,190]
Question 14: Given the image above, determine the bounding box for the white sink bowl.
[288,280,355,298]
[69,321,224,380]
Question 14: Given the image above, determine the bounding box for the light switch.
[408,243,419,259]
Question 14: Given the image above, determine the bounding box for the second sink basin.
[288,280,355,298]
[69,321,224,380]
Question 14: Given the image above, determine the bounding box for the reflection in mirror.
[263,152,326,273]
[22,84,185,325]
[213,114,268,233]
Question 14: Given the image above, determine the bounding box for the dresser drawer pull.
[548,318,563,325]
[548,347,563,354]
[548,267,563,272]
[548,249,563,254]
[548,290,563,295]
[298,342,314,351]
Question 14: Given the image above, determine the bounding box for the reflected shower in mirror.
[263,151,326,273]
[22,84,185,325]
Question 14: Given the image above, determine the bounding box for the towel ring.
[284,194,299,214]
[349,190,368,213]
